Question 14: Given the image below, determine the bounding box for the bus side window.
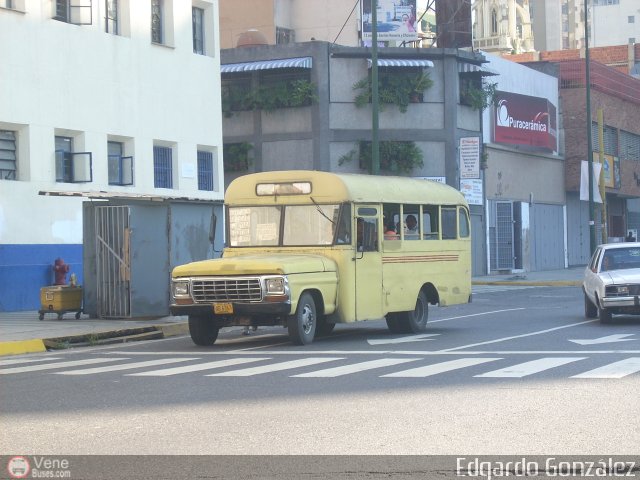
[422,205,439,240]
[383,203,400,240]
[357,217,378,251]
[459,207,470,238]
[335,204,352,244]
[442,207,457,239]
[403,205,420,240]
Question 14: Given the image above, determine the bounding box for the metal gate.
[95,206,131,318]
[489,201,514,270]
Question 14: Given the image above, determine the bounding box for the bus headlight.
[172,280,190,297]
[265,277,286,295]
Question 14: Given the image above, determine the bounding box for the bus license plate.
[213,303,233,314]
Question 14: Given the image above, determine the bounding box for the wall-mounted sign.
[361,0,418,43]
[460,178,483,205]
[593,153,620,189]
[493,91,557,153]
[459,137,480,179]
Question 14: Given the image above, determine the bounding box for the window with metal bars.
[153,145,172,188]
[151,0,163,43]
[197,150,214,191]
[192,6,204,54]
[591,122,618,156]
[0,130,17,180]
[620,130,640,161]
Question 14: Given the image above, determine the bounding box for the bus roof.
[225,170,468,206]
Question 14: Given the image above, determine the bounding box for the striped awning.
[367,59,434,68]
[221,57,313,73]
[458,63,499,76]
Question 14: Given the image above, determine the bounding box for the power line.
[333,0,360,45]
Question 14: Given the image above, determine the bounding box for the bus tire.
[396,291,429,333]
[288,292,316,345]
[385,314,403,333]
[188,315,220,346]
[316,317,335,336]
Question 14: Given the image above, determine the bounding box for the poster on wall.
[460,178,483,205]
[593,153,620,189]
[459,137,480,179]
[493,91,557,153]
[361,0,419,43]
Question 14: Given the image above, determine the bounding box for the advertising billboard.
[493,91,557,153]
[361,0,418,43]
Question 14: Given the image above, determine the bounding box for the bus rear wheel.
[288,292,316,345]
[188,315,220,346]
[395,291,429,333]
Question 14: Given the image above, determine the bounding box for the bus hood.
[172,254,337,277]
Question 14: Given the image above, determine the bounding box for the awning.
[458,63,500,76]
[367,59,434,68]
[39,190,222,203]
[221,57,313,73]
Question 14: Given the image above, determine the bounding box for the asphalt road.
[2,285,640,461]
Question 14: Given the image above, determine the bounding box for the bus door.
[355,206,383,320]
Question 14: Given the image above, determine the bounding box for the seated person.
[384,221,399,240]
[404,214,419,239]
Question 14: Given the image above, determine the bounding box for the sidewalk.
[0,267,584,357]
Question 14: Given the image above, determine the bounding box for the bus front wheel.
[396,291,429,333]
[288,292,317,345]
[188,315,220,346]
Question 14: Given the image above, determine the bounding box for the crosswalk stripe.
[0,358,124,375]
[0,357,62,366]
[54,358,197,375]
[381,358,502,377]
[475,357,586,378]
[206,357,343,377]
[127,357,271,376]
[292,358,421,378]
[571,357,640,379]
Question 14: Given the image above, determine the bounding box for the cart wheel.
[57,313,63,320]
[39,313,44,321]
[75,311,81,319]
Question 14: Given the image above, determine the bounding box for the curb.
[472,280,581,287]
[0,322,189,357]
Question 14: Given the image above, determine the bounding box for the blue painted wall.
[0,244,83,311]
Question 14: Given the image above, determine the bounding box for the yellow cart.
[39,286,83,320]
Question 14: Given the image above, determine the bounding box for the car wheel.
[395,291,429,333]
[188,315,220,346]
[288,292,316,345]
[584,292,598,318]
[598,303,613,324]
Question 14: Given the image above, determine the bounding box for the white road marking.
[569,334,636,345]
[54,358,197,375]
[429,308,526,324]
[572,357,640,379]
[475,357,586,378]
[439,320,599,352]
[292,358,421,378]
[0,357,62,366]
[206,357,343,377]
[473,286,538,294]
[0,358,124,375]
[367,334,440,345]
[127,357,270,376]
[381,358,501,378]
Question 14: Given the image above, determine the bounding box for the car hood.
[602,268,640,284]
[173,254,337,277]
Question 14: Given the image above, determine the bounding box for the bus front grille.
[191,278,262,302]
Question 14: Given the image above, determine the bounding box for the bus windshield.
[228,204,346,247]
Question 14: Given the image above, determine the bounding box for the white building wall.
[591,0,640,47]
[0,0,223,310]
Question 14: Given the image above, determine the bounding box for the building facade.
[0,0,224,311]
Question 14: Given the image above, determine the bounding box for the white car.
[583,242,640,323]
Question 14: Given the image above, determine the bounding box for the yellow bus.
[170,170,472,345]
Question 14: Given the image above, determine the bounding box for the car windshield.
[600,247,640,272]
[228,204,345,247]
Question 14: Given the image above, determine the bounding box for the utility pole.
[371,0,380,175]
[585,0,596,255]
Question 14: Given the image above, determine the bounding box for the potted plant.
[339,141,424,174]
